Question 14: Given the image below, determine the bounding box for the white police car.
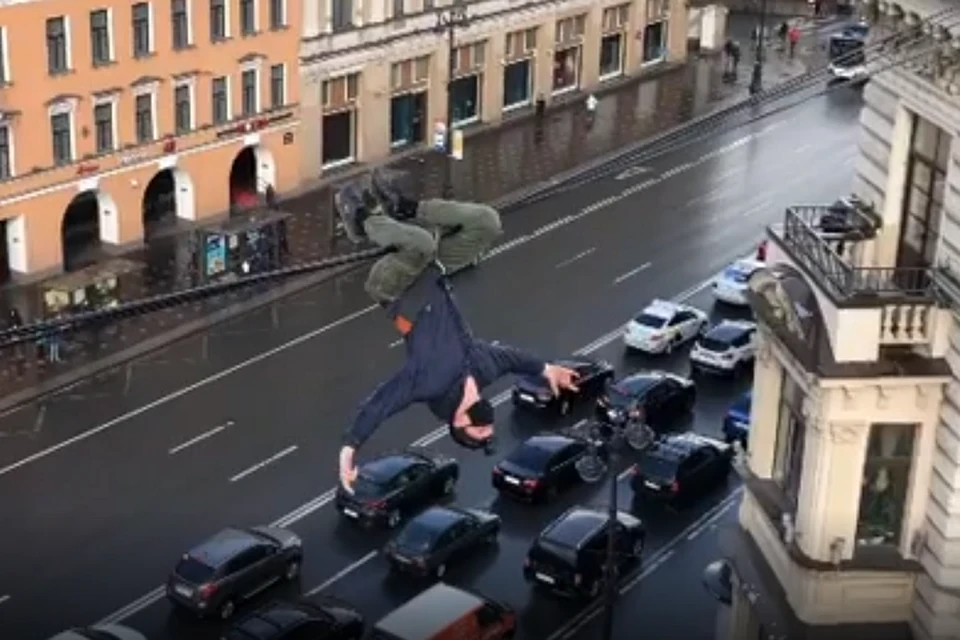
[712,258,765,306]
[624,300,709,354]
[690,320,757,375]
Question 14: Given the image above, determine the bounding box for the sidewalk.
[0,41,816,406]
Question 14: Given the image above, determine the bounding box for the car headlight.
[284,535,302,548]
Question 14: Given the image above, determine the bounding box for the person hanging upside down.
[336,169,580,492]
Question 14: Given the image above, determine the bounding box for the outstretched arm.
[343,368,417,450]
[480,342,580,395]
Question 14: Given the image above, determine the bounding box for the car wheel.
[698,321,709,335]
[435,563,447,578]
[218,599,236,620]
[440,476,456,496]
[387,510,402,528]
[284,559,300,581]
[559,398,572,415]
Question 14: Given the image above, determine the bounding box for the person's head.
[449,376,495,451]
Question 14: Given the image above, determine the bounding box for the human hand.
[339,446,358,493]
[543,364,580,396]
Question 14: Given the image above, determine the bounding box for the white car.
[690,320,757,375]
[48,625,147,640]
[712,258,765,306]
[623,299,709,354]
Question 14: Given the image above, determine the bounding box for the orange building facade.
[0,0,302,279]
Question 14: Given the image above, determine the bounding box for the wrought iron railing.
[779,206,937,303]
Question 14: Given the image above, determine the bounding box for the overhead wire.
[2,10,958,348]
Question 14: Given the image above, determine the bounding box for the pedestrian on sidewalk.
[6,306,25,373]
[585,93,598,128]
[534,93,546,144]
[789,24,801,59]
[37,325,64,364]
[777,21,789,50]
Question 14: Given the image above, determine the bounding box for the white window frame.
[63,16,73,70]
[224,74,234,121]
[92,95,119,153]
[0,27,10,83]
[144,2,156,54]
[0,121,17,178]
[502,58,532,113]
[48,99,77,165]
[174,78,196,132]
[185,0,194,45]
[106,8,116,61]
[270,62,287,107]
[240,63,261,115]
[224,0,232,38]
[598,33,624,82]
[270,0,287,27]
[133,85,159,141]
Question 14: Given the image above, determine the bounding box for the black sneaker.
[333,181,368,243]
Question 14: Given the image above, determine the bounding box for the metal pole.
[442,19,455,198]
[600,436,620,640]
[749,0,769,95]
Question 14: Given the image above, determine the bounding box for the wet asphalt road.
[0,89,862,640]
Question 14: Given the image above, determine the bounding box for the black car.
[384,505,500,578]
[223,599,364,640]
[166,526,303,620]
[512,358,615,414]
[629,432,733,504]
[596,371,695,433]
[334,449,460,529]
[524,506,645,599]
[492,433,602,502]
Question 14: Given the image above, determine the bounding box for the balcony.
[756,204,953,374]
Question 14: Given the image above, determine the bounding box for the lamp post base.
[749,61,763,95]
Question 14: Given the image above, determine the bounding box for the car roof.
[648,432,725,461]
[728,259,764,273]
[612,372,663,395]
[641,299,680,319]
[409,506,470,532]
[374,583,485,640]
[522,434,577,453]
[187,528,262,567]
[704,321,754,343]
[361,453,425,481]
[540,507,606,547]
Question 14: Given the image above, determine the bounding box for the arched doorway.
[142,167,196,240]
[62,190,113,271]
[228,145,277,214]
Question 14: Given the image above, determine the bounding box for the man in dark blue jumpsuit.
[335,170,579,492]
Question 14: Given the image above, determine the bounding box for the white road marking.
[550,489,743,640]
[0,594,10,605]
[304,551,379,596]
[228,445,298,483]
[98,586,166,625]
[168,421,233,455]
[614,165,652,180]
[556,247,596,268]
[388,339,403,349]
[613,262,652,284]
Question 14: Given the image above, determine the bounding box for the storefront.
[450,74,480,126]
[390,92,426,147]
[552,47,580,93]
[503,59,532,110]
[321,73,360,168]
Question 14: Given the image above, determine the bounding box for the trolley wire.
[2,11,958,348]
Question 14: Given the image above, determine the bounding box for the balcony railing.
[779,205,936,305]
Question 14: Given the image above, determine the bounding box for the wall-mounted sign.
[283,132,294,145]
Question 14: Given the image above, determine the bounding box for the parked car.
[722,391,751,448]
[166,526,303,619]
[334,450,460,528]
[596,371,696,434]
[712,259,765,306]
[689,320,757,376]
[512,357,614,415]
[223,599,364,640]
[492,433,604,502]
[629,433,733,506]
[384,505,500,578]
[623,299,709,354]
[370,583,516,640]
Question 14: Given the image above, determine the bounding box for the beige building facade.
[0,0,303,280]
[296,0,688,176]
[722,1,960,639]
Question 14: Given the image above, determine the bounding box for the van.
[369,583,515,640]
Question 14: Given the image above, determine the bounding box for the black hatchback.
[166,526,303,620]
[596,371,695,433]
[628,432,733,505]
[223,599,364,640]
[513,358,615,415]
[492,433,602,503]
[524,506,645,599]
[334,449,460,529]
[384,505,501,578]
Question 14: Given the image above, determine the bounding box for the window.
[241,68,258,115]
[50,112,73,165]
[132,3,152,57]
[0,27,8,84]
[321,73,358,108]
[90,9,112,66]
[552,47,579,92]
[390,56,429,90]
[505,28,536,59]
[393,0,404,18]
[46,17,69,74]
[555,15,586,43]
[898,115,949,271]
[331,0,353,32]
[602,5,630,31]
[502,59,531,108]
[172,0,190,49]
[0,125,12,179]
[210,0,228,40]
[240,0,256,35]
[599,33,624,78]
[772,374,806,507]
[269,64,285,108]
[453,42,485,75]
[212,76,230,123]
[857,424,915,548]
[269,0,285,28]
[135,93,155,142]
[175,84,193,133]
[93,102,115,153]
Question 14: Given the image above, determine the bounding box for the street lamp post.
[749,0,769,95]
[599,428,624,640]
[435,1,470,198]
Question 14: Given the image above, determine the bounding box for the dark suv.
[223,599,364,640]
[523,506,645,599]
[166,526,303,620]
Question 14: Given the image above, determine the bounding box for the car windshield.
[507,443,555,472]
[175,556,215,584]
[723,264,751,283]
[639,455,677,479]
[633,313,666,329]
[698,337,730,352]
[353,475,389,498]
[394,521,440,553]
